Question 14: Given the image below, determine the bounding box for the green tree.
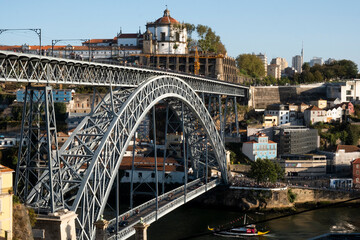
[11,105,23,121]
[54,102,67,122]
[236,54,265,78]
[249,158,278,184]
[195,24,226,54]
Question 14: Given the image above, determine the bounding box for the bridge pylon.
[15,85,64,213]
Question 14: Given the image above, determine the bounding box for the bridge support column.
[15,85,64,212]
[33,211,77,240]
[133,222,150,240]
[94,218,109,240]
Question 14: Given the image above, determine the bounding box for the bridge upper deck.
[0,51,248,97]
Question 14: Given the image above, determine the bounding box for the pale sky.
[1,0,359,70]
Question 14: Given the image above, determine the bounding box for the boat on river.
[208,214,269,237]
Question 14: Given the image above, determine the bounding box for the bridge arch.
[60,75,227,239]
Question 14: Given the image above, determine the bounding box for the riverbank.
[192,185,360,211]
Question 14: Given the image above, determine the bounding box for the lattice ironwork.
[0,50,248,97]
[56,75,227,239]
[15,86,64,213]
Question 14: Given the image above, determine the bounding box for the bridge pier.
[94,218,109,240]
[33,211,77,240]
[133,221,150,240]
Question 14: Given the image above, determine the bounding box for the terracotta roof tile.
[336,145,360,153]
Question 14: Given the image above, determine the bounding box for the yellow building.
[311,99,327,109]
[0,165,14,239]
[263,115,278,127]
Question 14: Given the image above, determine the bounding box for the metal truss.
[15,86,64,213]
[56,75,227,240]
[0,50,248,97]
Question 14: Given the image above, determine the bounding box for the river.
[131,203,360,240]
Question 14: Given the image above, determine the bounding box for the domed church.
[143,8,188,54]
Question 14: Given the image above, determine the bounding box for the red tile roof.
[306,105,322,111]
[336,145,360,153]
[118,34,142,38]
[155,16,179,24]
[0,164,14,173]
[352,158,360,164]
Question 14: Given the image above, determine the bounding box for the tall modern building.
[292,55,303,73]
[256,53,267,76]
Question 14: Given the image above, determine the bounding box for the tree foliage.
[11,105,23,121]
[296,60,358,84]
[249,158,283,184]
[236,54,265,78]
[195,24,226,54]
[183,23,227,54]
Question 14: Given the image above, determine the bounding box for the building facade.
[352,158,360,188]
[264,104,290,125]
[274,126,319,156]
[0,165,14,239]
[327,79,360,103]
[16,89,74,103]
[242,133,277,161]
[292,55,303,73]
[270,57,288,71]
[278,154,327,177]
[256,53,267,76]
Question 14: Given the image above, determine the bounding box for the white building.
[304,105,327,126]
[143,8,187,55]
[120,156,184,184]
[264,104,290,125]
[309,57,323,67]
[256,53,267,76]
[327,79,360,103]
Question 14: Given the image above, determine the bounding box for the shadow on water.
[131,203,360,240]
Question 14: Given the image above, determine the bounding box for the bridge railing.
[107,178,202,227]
[108,178,220,240]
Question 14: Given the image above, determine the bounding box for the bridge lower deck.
[107,178,220,240]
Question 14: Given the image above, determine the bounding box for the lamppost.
[0,28,41,55]
[51,38,90,61]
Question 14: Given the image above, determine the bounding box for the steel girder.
[0,50,248,97]
[57,75,227,240]
[15,86,64,213]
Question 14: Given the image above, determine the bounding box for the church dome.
[154,8,179,24]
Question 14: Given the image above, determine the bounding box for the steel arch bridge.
[0,51,249,240]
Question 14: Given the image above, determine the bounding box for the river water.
[136,203,360,240]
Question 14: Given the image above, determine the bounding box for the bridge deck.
[107,178,220,240]
[0,50,248,97]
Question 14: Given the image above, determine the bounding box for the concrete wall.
[194,186,360,210]
[250,83,327,109]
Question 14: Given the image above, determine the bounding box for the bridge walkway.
[107,178,220,240]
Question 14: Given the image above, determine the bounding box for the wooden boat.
[208,214,269,237]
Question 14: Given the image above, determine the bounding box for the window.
[176,32,180,41]
[161,32,166,41]
[357,165,359,169]
[138,172,142,178]
[125,172,130,177]
[346,90,352,95]
[151,173,155,178]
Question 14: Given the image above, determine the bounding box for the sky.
[1,0,359,69]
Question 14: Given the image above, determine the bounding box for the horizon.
[0,0,359,70]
